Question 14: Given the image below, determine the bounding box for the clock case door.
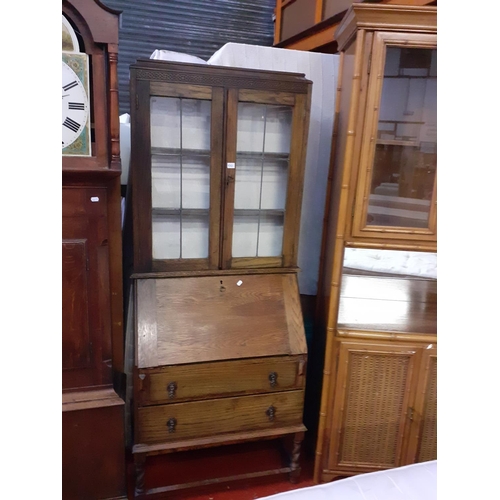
[128,60,311,274]
[63,186,114,390]
[350,32,437,244]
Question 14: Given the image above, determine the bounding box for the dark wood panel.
[62,186,113,390]
[221,87,238,270]
[62,239,90,370]
[63,403,126,499]
[131,78,153,272]
[209,86,225,270]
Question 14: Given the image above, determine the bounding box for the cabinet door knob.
[167,382,177,399]
[269,372,278,388]
[266,405,276,421]
[167,417,177,433]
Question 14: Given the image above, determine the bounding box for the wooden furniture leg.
[134,453,147,498]
[289,431,305,483]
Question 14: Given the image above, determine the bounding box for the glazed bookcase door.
[222,88,308,269]
[352,32,437,243]
[133,80,224,272]
[327,340,421,473]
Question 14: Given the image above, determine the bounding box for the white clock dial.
[62,60,89,149]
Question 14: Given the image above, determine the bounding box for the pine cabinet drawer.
[137,355,306,406]
[136,390,305,445]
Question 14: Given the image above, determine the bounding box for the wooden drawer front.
[138,356,305,406]
[137,390,304,445]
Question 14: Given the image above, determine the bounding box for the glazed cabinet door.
[326,340,422,473]
[131,80,224,272]
[222,88,309,269]
[405,344,437,463]
[351,32,437,243]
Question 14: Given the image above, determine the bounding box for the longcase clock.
[62,1,126,499]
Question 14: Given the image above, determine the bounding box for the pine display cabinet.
[313,4,437,484]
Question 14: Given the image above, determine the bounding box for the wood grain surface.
[136,274,307,368]
[137,390,305,444]
[138,355,304,406]
[338,274,437,334]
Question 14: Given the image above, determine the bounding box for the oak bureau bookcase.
[314,4,437,484]
[125,59,312,497]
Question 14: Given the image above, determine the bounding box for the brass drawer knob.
[269,372,278,388]
[266,405,276,422]
[167,417,177,433]
[167,382,177,399]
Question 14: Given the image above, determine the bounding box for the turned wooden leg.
[289,431,305,483]
[134,453,147,497]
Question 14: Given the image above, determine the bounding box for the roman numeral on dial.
[63,117,81,133]
[63,81,78,91]
[68,102,85,110]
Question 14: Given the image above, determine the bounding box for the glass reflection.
[232,103,292,258]
[367,47,437,229]
[150,96,211,260]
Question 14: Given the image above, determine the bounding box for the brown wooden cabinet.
[125,60,312,497]
[62,1,126,498]
[273,1,436,52]
[313,3,437,484]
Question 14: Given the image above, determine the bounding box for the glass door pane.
[232,103,292,258]
[150,96,211,260]
[366,47,436,229]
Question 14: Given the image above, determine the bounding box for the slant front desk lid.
[135,273,307,369]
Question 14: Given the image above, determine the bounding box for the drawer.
[137,355,306,406]
[136,390,305,445]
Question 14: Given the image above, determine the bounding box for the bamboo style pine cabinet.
[126,59,312,497]
[313,4,437,484]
